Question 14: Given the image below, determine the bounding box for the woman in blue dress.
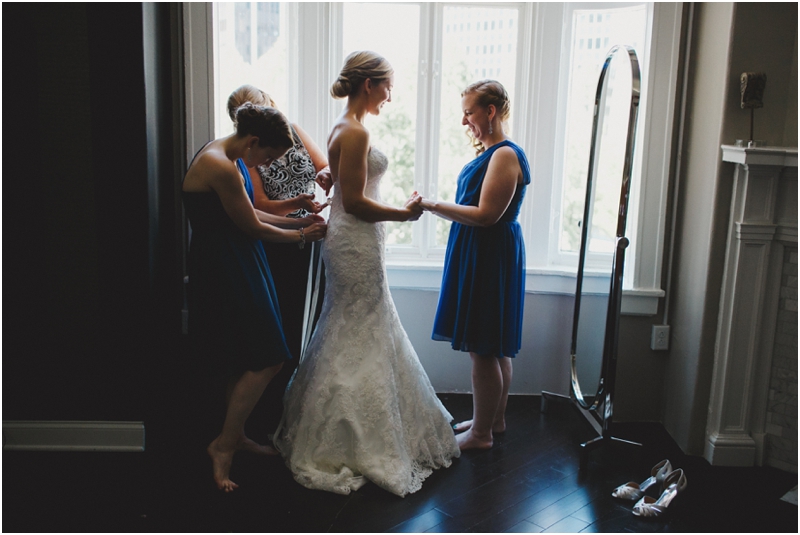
[182,103,327,491]
[420,80,530,450]
[225,86,330,432]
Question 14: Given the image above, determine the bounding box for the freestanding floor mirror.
[542,44,642,469]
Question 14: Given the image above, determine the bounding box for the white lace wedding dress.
[274,147,460,497]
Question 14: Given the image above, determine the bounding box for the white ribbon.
[299,241,324,363]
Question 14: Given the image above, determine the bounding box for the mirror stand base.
[580,434,642,471]
[540,391,642,470]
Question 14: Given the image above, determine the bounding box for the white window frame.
[183,2,683,315]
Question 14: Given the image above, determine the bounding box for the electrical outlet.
[651,325,670,351]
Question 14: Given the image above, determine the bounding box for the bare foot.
[238,436,279,456]
[456,429,493,451]
[453,419,473,433]
[453,419,506,434]
[207,438,239,492]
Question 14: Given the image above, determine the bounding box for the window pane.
[214,3,290,137]
[343,3,420,246]
[436,6,519,246]
[559,5,647,255]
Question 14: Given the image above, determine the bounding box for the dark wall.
[3,3,183,422]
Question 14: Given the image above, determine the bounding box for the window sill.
[386,261,663,316]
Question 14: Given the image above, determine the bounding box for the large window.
[185,2,683,314]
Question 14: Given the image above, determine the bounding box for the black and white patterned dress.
[257,126,317,218]
[256,124,325,431]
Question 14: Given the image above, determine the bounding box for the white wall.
[390,288,573,396]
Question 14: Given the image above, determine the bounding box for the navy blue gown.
[183,157,292,376]
[432,140,531,358]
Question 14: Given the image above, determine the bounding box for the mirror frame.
[570,45,641,415]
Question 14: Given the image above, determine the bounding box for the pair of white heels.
[611,459,688,518]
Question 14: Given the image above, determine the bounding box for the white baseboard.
[3,421,145,452]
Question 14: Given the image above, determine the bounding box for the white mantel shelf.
[721,145,798,167]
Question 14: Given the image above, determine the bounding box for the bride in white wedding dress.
[274,51,460,497]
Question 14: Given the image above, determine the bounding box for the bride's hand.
[403,192,423,222]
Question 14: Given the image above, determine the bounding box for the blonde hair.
[227,84,276,124]
[462,80,511,155]
[330,51,394,99]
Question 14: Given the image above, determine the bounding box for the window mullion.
[286,2,300,122]
[547,2,574,269]
[415,2,441,259]
[297,3,340,148]
[184,3,215,165]
[515,3,538,266]
[525,2,565,270]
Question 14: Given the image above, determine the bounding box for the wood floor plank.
[504,520,545,533]
[387,508,452,533]
[436,474,539,527]
[542,515,590,533]
[463,475,584,533]
[524,487,600,529]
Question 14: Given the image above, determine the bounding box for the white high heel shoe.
[632,468,687,518]
[611,459,672,500]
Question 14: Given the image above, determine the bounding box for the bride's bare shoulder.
[329,118,369,153]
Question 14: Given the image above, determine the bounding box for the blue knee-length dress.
[183,158,292,376]
[432,140,530,358]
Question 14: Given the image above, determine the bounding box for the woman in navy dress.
[226,86,330,431]
[420,80,530,450]
[182,103,327,491]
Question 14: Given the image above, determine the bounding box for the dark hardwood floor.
[3,393,797,532]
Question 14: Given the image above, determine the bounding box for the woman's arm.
[254,209,323,229]
[250,166,320,216]
[296,122,334,195]
[336,126,421,223]
[209,158,326,244]
[249,166,281,214]
[420,146,521,227]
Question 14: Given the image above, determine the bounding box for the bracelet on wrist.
[298,227,306,250]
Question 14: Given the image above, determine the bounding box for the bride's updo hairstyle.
[462,79,511,155]
[227,84,276,124]
[234,102,293,150]
[331,51,394,99]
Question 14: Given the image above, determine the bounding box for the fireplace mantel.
[721,145,798,167]
[705,146,797,466]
